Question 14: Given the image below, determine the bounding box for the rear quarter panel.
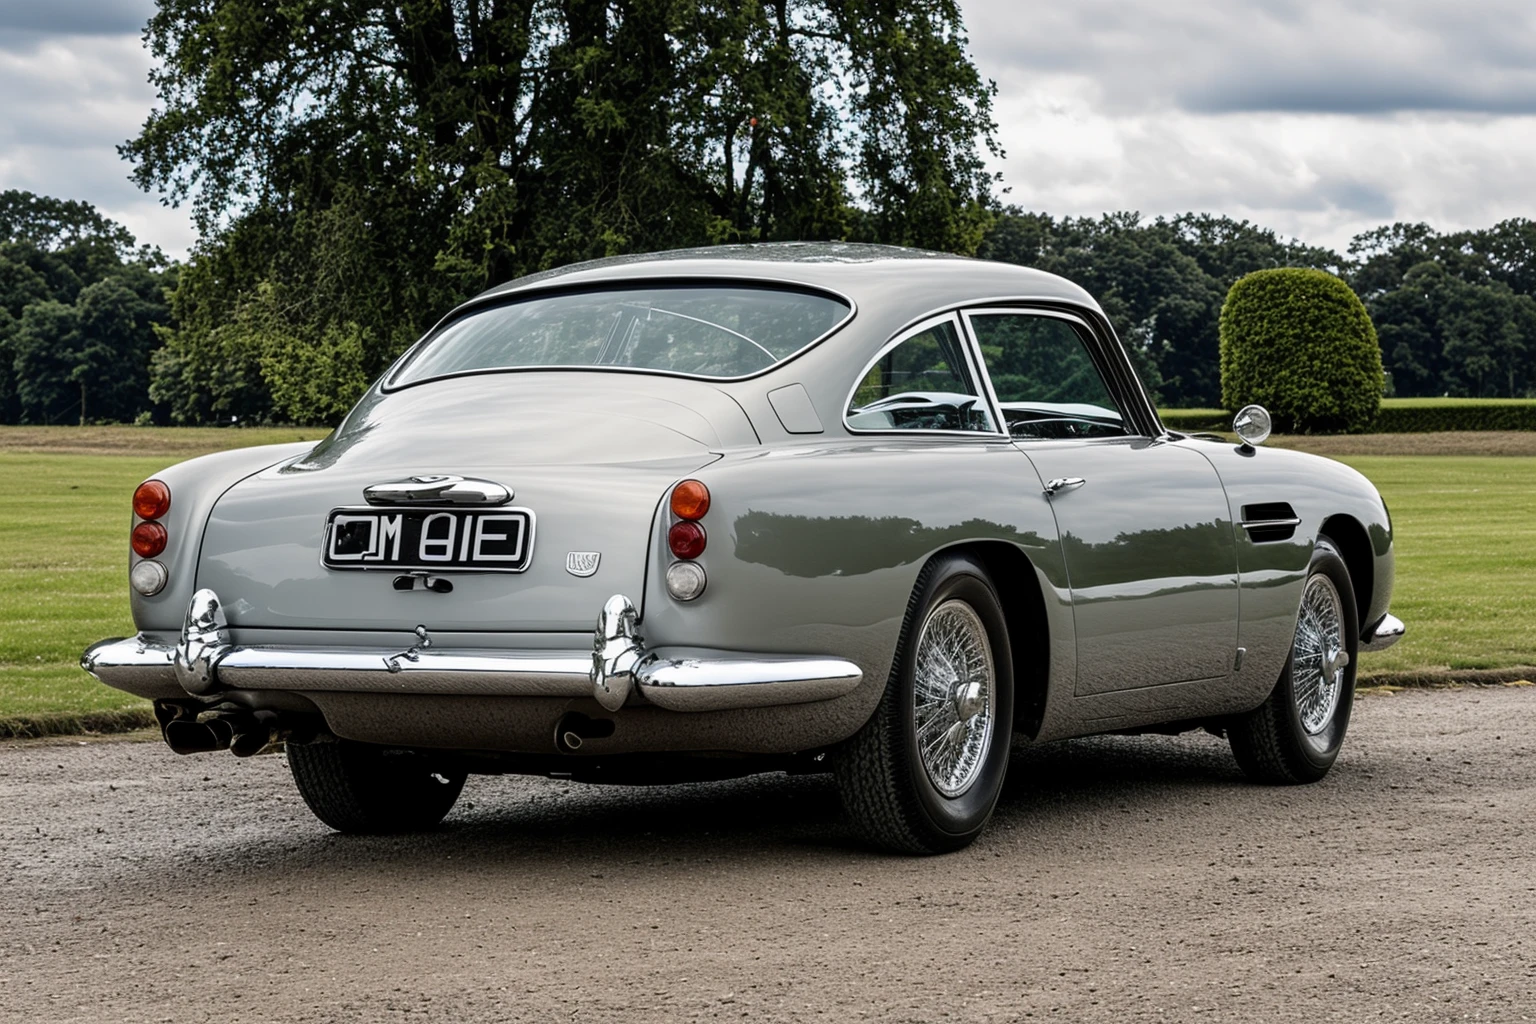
[639,438,1075,744]
[129,442,319,635]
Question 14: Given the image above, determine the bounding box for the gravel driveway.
[2,686,1532,1023]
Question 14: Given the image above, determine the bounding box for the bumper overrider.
[82,590,863,714]
[1360,612,1406,653]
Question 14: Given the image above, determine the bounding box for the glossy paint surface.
[104,243,1396,755]
[1020,437,1238,695]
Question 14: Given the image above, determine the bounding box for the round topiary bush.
[1219,268,1384,434]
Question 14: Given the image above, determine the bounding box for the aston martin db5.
[83,243,1404,853]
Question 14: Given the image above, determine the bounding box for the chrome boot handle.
[1043,477,1085,496]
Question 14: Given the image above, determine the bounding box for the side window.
[846,318,997,433]
[968,312,1130,440]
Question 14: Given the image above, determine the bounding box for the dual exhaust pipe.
[158,703,614,757]
[155,702,293,757]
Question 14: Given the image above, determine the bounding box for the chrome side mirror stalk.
[1233,404,1272,453]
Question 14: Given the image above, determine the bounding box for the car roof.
[459,242,1105,323]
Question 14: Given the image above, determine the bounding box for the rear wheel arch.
[1319,514,1373,638]
[937,540,1050,740]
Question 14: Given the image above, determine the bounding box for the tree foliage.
[979,210,1340,407]
[0,191,172,424]
[1220,269,1383,434]
[1351,220,1536,399]
[126,0,1000,423]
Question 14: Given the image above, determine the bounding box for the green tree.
[1348,220,1536,397]
[0,307,17,422]
[0,193,173,424]
[1370,261,1534,399]
[979,210,1343,407]
[12,300,83,423]
[0,190,140,285]
[1220,268,1384,434]
[126,0,1000,424]
[9,278,169,424]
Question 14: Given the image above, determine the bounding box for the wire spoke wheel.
[834,552,1014,853]
[1228,536,1359,785]
[912,599,996,797]
[1293,573,1346,736]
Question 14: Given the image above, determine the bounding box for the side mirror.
[1233,405,1272,450]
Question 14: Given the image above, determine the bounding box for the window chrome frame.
[382,277,859,392]
[840,312,1009,439]
[958,305,1162,442]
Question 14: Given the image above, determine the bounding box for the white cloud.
[964,0,1536,115]
[1,0,1533,261]
[961,0,1536,251]
[0,25,194,258]
[0,0,152,36]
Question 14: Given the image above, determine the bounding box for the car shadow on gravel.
[1003,730,1246,800]
[268,731,1251,866]
[68,729,1270,895]
[416,731,1247,851]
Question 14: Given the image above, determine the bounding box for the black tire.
[1229,536,1359,784]
[834,552,1014,854]
[287,739,467,834]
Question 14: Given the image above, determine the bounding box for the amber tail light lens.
[670,480,710,520]
[131,521,168,558]
[133,480,171,520]
[668,521,706,560]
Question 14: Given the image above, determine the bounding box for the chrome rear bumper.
[81,589,862,714]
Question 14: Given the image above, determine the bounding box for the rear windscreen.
[390,285,852,385]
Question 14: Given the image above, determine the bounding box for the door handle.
[1043,477,1085,496]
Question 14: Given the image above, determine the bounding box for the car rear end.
[82,280,869,766]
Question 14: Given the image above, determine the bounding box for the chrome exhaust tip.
[555,712,615,754]
[163,718,226,755]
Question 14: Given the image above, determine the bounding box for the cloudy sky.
[1,0,1532,259]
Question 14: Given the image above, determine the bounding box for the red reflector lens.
[133,480,171,520]
[670,479,710,520]
[668,521,707,560]
[131,521,167,558]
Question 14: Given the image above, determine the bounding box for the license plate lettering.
[324,507,534,573]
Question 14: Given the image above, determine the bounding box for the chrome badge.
[565,551,601,577]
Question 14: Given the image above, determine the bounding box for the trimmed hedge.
[1159,401,1536,434]
[1371,402,1536,432]
[1219,268,1383,434]
[1159,408,1230,432]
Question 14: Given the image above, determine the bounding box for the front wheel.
[1229,536,1359,784]
[287,740,467,833]
[835,552,1014,854]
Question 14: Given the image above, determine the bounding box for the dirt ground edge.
[6,664,1533,743]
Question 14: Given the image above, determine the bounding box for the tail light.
[130,560,168,596]
[668,521,707,560]
[131,521,168,558]
[670,480,710,520]
[665,480,709,600]
[131,479,172,595]
[133,480,171,520]
[664,561,706,601]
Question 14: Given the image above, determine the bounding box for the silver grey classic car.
[83,243,1405,853]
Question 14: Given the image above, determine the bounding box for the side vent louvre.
[1241,502,1301,543]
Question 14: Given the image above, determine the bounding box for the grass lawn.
[0,426,1531,721]
[1,451,185,717]
[1342,455,1536,675]
[0,428,327,722]
[1163,397,1536,419]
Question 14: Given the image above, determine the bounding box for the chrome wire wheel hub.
[1292,573,1348,736]
[912,599,996,797]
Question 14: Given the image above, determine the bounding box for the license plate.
[323,507,536,573]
